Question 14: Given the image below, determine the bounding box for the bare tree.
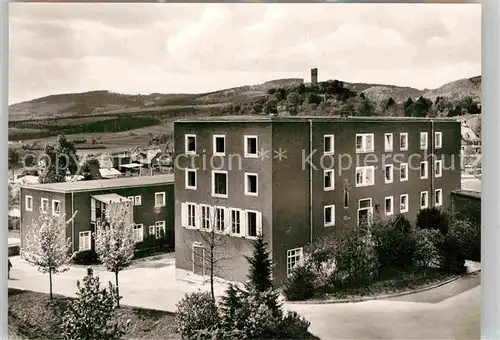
[24,209,78,299]
[94,200,135,307]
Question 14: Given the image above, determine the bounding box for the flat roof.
[175,115,458,124]
[22,174,174,193]
[453,189,481,199]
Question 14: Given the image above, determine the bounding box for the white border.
[213,134,226,156]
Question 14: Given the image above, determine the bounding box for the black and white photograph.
[7,2,482,339]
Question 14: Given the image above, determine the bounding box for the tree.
[8,148,20,179]
[264,98,278,114]
[286,92,301,115]
[95,201,136,307]
[404,97,414,111]
[245,233,273,293]
[80,158,101,180]
[56,134,79,175]
[62,268,129,340]
[358,99,377,116]
[24,209,78,299]
[38,135,80,184]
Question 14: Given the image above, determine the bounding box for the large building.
[174,116,461,284]
[20,174,175,256]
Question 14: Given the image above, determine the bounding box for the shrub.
[416,207,449,235]
[72,250,99,265]
[371,215,417,269]
[436,233,466,274]
[282,265,316,301]
[175,292,220,339]
[413,228,440,267]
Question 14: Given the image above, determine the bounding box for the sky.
[9,3,481,105]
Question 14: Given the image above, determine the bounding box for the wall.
[451,190,481,228]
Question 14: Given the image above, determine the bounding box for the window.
[244,173,258,196]
[155,192,166,207]
[187,203,196,228]
[435,189,443,207]
[356,134,374,153]
[186,169,197,190]
[230,209,243,236]
[420,191,429,209]
[287,248,303,276]
[25,196,33,212]
[400,133,408,151]
[133,224,144,243]
[213,135,226,156]
[79,231,91,251]
[420,161,428,179]
[355,166,375,187]
[420,132,428,150]
[214,207,226,233]
[385,164,394,184]
[343,188,350,209]
[324,170,334,191]
[244,135,258,158]
[41,198,49,212]
[324,135,335,154]
[384,133,393,152]
[400,194,409,213]
[246,210,262,238]
[200,205,211,231]
[148,225,155,236]
[212,171,228,198]
[52,200,61,216]
[324,205,335,227]
[385,196,394,216]
[127,196,134,203]
[185,134,196,154]
[134,195,142,206]
[435,132,442,149]
[400,163,408,181]
[435,159,443,178]
[155,221,166,239]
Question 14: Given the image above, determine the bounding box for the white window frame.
[229,208,244,237]
[356,133,375,153]
[212,170,228,199]
[420,191,429,209]
[420,161,428,179]
[244,173,259,196]
[435,189,443,207]
[91,198,96,222]
[25,195,33,212]
[400,194,409,213]
[213,134,226,156]
[184,203,197,229]
[384,133,393,152]
[155,220,166,239]
[287,247,304,276]
[154,191,166,207]
[185,134,197,155]
[244,135,259,158]
[41,198,49,213]
[185,168,197,190]
[400,163,409,182]
[385,164,394,184]
[127,196,134,203]
[435,132,443,149]
[245,210,262,239]
[148,225,155,236]
[324,134,335,155]
[79,231,91,251]
[420,132,428,150]
[324,205,335,227]
[385,196,394,216]
[134,195,142,206]
[355,166,375,187]
[400,133,408,151]
[324,169,335,191]
[200,204,212,232]
[133,224,144,243]
[214,206,227,234]
[52,200,61,216]
[435,159,443,178]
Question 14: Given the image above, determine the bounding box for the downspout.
[430,120,435,207]
[71,192,75,253]
[309,119,313,244]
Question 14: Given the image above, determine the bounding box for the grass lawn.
[8,289,180,340]
[320,267,453,300]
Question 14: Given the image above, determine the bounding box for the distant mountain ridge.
[9,76,481,121]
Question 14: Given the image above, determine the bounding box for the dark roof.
[175,115,458,124]
[452,189,481,199]
[22,174,174,193]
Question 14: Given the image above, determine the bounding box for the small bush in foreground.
[416,207,449,235]
[175,291,219,339]
[282,265,316,301]
[72,250,99,265]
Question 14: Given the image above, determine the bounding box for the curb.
[287,270,480,305]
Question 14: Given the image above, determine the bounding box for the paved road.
[8,256,480,340]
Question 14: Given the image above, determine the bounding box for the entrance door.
[192,244,205,276]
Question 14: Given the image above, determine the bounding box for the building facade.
[174,116,461,284]
[20,174,175,256]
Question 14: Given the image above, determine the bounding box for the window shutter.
[139,225,144,242]
[181,203,187,227]
[149,225,155,236]
[207,206,214,232]
[194,205,201,229]
[224,208,231,234]
[256,211,263,236]
[331,205,336,226]
[240,210,247,237]
[91,198,96,222]
[128,201,134,226]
